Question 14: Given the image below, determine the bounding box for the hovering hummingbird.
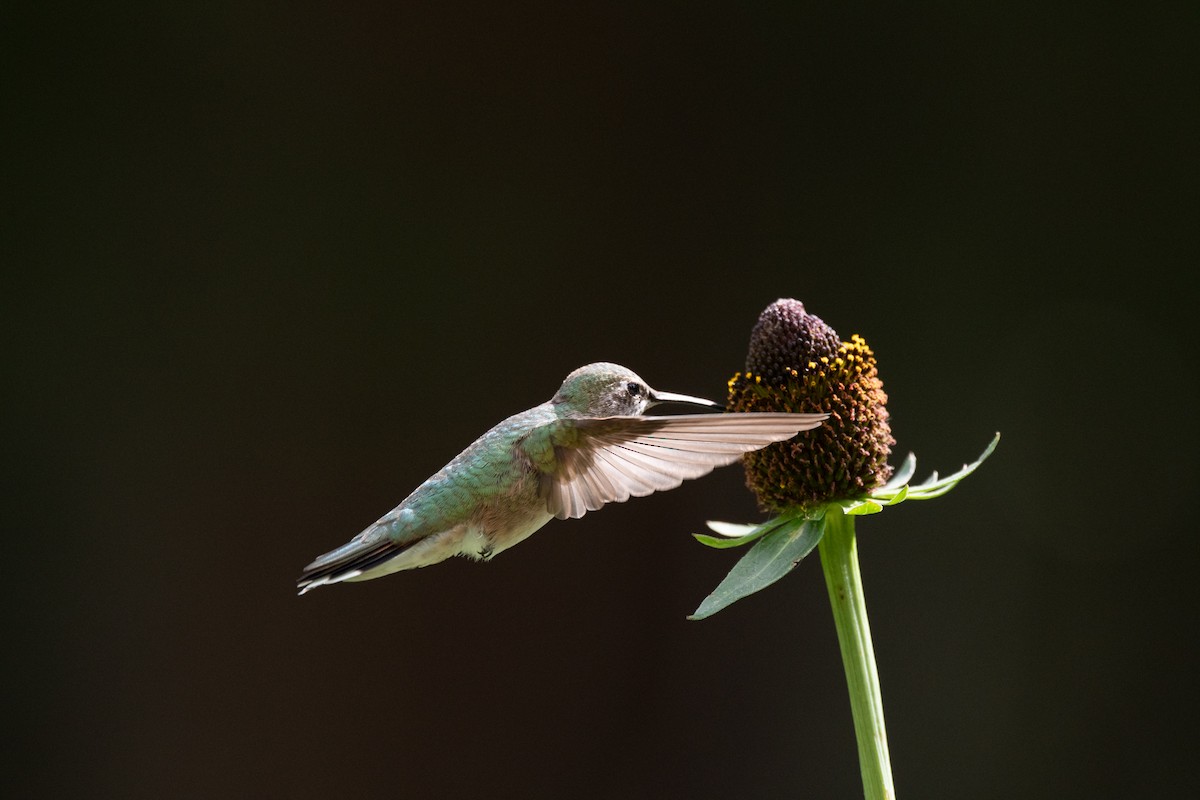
[298,362,827,594]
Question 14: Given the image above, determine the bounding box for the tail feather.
[297,514,470,594]
[297,536,407,595]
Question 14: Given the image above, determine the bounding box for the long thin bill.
[649,389,723,409]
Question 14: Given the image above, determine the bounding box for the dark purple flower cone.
[729,299,895,511]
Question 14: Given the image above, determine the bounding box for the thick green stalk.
[818,511,895,800]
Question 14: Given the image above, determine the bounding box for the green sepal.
[843,499,885,515]
[884,484,909,505]
[686,434,999,619]
[692,512,802,549]
[692,532,768,549]
[837,484,908,515]
[689,515,827,620]
[881,452,916,490]
[894,433,999,500]
[704,521,758,537]
[864,433,999,504]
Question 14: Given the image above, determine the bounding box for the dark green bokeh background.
[5,4,1196,798]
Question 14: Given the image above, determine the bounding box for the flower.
[727,299,895,512]
[690,298,997,621]
[688,298,998,800]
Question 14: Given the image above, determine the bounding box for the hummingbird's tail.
[297,520,473,594]
[296,535,404,595]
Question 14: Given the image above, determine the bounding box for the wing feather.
[581,451,625,505]
[594,448,670,498]
[543,412,826,520]
[591,449,654,499]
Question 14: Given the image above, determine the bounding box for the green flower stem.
[818,510,896,800]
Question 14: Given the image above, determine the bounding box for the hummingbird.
[297,362,826,594]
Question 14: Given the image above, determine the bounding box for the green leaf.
[693,532,765,549]
[692,514,798,549]
[689,516,827,620]
[704,521,758,537]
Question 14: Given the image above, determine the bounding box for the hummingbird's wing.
[540,412,827,520]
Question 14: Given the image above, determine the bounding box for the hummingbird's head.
[552,363,721,418]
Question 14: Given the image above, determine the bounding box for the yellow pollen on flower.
[726,326,894,512]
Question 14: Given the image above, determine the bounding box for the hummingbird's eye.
[626,382,642,396]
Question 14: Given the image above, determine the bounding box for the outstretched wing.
[540,412,826,520]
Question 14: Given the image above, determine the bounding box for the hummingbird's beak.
[648,389,724,411]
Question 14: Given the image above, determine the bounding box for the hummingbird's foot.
[477,544,494,560]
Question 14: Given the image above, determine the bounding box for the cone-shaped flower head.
[729,299,895,511]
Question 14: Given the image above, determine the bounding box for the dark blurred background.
[4,3,1196,798]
